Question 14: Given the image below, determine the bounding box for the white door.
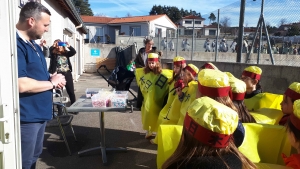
[0,0,22,169]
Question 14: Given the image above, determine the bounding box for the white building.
[177,15,205,36]
[16,0,87,81]
[81,14,177,43]
[203,25,221,36]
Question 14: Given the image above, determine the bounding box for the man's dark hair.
[19,2,51,23]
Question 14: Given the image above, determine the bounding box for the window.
[155,28,162,37]
[95,27,104,43]
[130,26,141,36]
[86,29,89,39]
[209,30,216,35]
[185,21,192,24]
[195,21,202,24]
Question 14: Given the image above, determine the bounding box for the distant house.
[177,15,205,36]
[203,25,220,36]
[81,14,177,44]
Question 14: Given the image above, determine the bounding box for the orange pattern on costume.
[282,153,300,169]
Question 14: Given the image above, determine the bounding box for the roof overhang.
[57,0,88,34]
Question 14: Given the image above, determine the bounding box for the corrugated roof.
[108,14,165,24]
[81,15,115,24]
[183,15,205,20]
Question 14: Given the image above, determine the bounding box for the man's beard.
[27,28,42,40]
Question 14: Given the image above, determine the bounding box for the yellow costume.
[176,64,199,125]
[156,56,186,126]
[135,53,172,132]
[157,97,239,168]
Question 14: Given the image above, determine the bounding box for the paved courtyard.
[37,73,157,169]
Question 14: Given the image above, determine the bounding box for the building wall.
[85,23,109,43]
[42,0,85,80]
[180,19,204,28]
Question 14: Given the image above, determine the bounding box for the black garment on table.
[167,153,243,169]
[115,45,133,67]
[244,89,262,99]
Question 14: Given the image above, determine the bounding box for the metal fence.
[150,0,300,66]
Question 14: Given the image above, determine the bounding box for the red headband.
[198,82,231,98]
[148,58,159,62]
[242,70,261,80]
[290,113,300,130]
[185,66,197,77]
[184,113,232,148]
[285,88,300,101]
[232,92,246,101]
[174,60,186,66]
[203,63,215,69]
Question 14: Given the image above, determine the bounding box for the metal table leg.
[78,111,127,165]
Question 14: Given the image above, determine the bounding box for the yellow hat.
[225,72,246,100]
[147,53,159,62]
[184,97,239,148]
[201,62,218,70]
[173,56,186,66]
[284,82,300,100]
[291,100,300,130]
[198,69,231,97]
[242,66,262,80]
[185,64,199,77]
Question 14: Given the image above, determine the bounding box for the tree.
[220,16,231,35]
[287,25,300,36]
[149,5,201,23]
[208,13,216,24]
[126,12,132,17]
[279,18,287,26]
[72,0,93,16]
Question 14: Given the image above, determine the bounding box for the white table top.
[67,97,126,112]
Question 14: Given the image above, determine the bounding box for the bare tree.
[220,16,231,35]
[245,21,248,28]
[279,18,287,26]
[94,13,107,16]
[126,12,132,17]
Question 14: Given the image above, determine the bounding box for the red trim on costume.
[290,113,300,130]
[184,113,232,148]
[148,58,159,62]
[285,88,300,101]
[242,70,261,80]
[174,60,186,66]
[232,92,246,101]
[185,65,197,77]
[203,63,215,69]
[198,83,231,97]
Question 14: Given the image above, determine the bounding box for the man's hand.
[50,73,66,89]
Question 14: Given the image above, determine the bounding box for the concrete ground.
[37,73,157,169]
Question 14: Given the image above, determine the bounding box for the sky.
[89,0,300,27]
[89,0,238,18]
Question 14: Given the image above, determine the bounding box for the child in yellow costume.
[135,53,172,138]
[198,69,245,147]
[151,56,186,144]
[226,72,256,123]
[176,64,199,125]
[162,97,257,169]
[241,66,262,99]
[282,99,300,169]
[200,62,219,70]
[279,82,300,125]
